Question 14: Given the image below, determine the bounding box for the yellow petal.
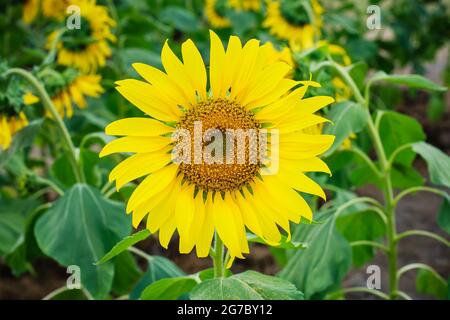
[161,41,197,105]
[105,118,173,136]
[99,136,171,157]
[109,150,172,189]
[115,79,178,122]
[181,39,207,100]
[209,30,227,97]
[127,164,178,213]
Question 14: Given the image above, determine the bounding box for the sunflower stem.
[318,60,399,300]
[212,232,225,278]
[3,68,85,184]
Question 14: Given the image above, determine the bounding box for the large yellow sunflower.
[229,0,261,11]
[205,0,231,28]
[100,31,334,264]
[26,73,103,118]
[47,0,116,73]
[0,112,28,150]
[263,0,323,47]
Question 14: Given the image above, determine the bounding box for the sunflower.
[263,0,323,48]
[100,31,334,264]
[47,0,116,73]
[228,0,261,11]
[22,0,40,24]
[205,0,231,28]
[25,73,103,118]
[0,113,28,150]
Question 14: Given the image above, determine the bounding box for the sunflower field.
[0,0,449,303]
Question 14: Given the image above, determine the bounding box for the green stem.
[3,68,85,183]
[394,186,448,207]
[397,263,447,284]
[212,232,225,278]
[128,246,153,261]
[327,287,389,300]
[395,230,450,247]
[318,60,398,299]
[350,240,389,252]
[34,176,64,196]
[349,147,383,178]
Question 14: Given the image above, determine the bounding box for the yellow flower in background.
[0,113,28,150]
[332,77,351,102]
[261,41,295,70]
[205,0,231,28]
[22,0,40,24]
[41,0,71,20]
[50,74,103,117]
[25,74,103,118]
[228,0,261,11]
[47,0,116,73]
[263,0,323,48]
[100,31,334,265]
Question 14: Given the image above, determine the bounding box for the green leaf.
[247,233,307,249]
[97,229,151,265]
[190,271,304,300]
[111,252,142,296]
[0,197,39,256]
[46,289,89,300]
[416,269,448,299]
[336,210,386,267]
[348,61,368,91]
[278,209,352,299]
[50,149,100,188]
[35,184,131,298]
[197,268,233,282]
[130,256,185,300]
[159,6,200,32]
[0,212,25,256]
[437,195,450,235]
[370,71,447,92]
[390,164,424,189]
[324,101,368,155]
[0,119,42,166]
[379,111,425,166]
[140,276,198,300]
[412,142,450,188]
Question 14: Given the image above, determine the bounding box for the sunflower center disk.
[280,0,311,26]
[176,99,263,193]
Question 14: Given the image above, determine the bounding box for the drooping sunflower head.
[205,0,231,28]
[100,31,334,264]
[0,81,30,150]
[48,0,116,73]
[263,0,323,48]
[228,0,261,11]
[26,68,103,118]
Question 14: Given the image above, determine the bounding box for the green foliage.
[141,276,198,300]
[279,209,352,299]
[130,256,185,300]
[412,142,450,188]
[336,209,386,267]
[323,101,368,155]
[97,229,151,265]
[190,271,304,300]
[416,269,448,300]
[34,184,131,298]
